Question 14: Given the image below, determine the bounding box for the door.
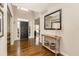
[20,21,28,39]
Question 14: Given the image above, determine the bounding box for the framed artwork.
[0,8,3,37]
[44,9,62,30]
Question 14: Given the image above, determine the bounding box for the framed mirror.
[44,9,62,30]
[0,8,3,37]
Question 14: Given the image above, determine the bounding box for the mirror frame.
[44,9,62,30]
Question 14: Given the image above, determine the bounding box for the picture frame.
[44,9,62,30]
[0,8,4,37]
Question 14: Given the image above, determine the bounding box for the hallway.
[1,3,79,56]
[7,39,55,56]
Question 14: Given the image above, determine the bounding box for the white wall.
[0,4,7,56]
[40,4,79,56]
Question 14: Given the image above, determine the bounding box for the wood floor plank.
[7,39,55,56]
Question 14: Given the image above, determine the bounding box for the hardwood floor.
[7,39,55,56]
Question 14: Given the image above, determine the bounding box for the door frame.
[17,18,29,40]
[7,6,12,45]
[34,17,40,43]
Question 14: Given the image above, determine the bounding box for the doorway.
[20,21,28,39]
[34,18,40,45]
[17,19,29,40]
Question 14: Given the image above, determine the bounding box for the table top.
[42,34,62,40]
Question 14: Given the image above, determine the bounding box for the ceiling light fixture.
[17,6,29,12]
[21,7,29,11]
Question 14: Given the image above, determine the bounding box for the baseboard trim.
[29,38,34,39]
[60,52,69,56]
[57,53,64,56]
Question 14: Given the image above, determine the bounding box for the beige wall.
[40,4,79,56]
[0,4,7,56]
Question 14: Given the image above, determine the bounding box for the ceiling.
[12,3,55,12]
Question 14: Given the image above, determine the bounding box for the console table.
[42,34,61,56]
